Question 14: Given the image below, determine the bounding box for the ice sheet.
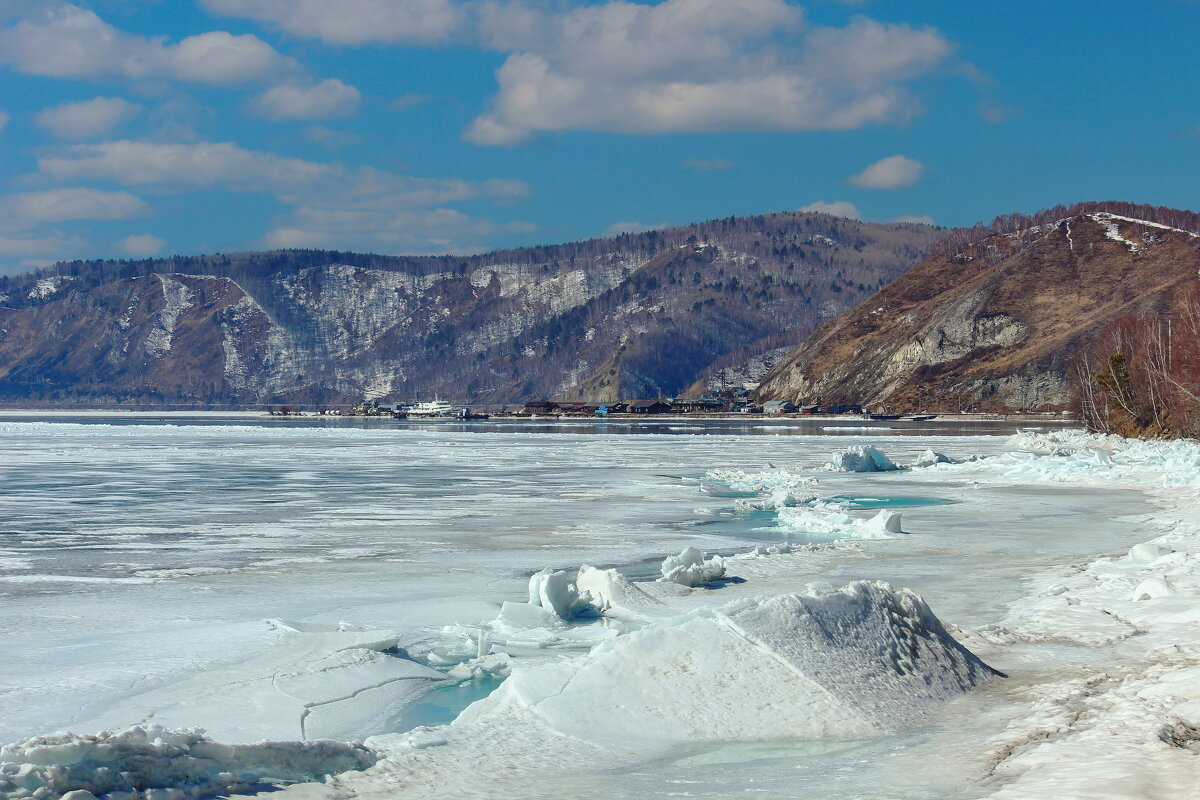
[8,421,1200,799]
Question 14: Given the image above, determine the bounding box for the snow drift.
[0,725,374,800]
[453,581,998,748]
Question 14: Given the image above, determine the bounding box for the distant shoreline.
[0,408,1078,424]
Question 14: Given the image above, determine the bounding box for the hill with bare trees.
[755,203,1200,413]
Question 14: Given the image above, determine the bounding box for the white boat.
[406,399,459,417]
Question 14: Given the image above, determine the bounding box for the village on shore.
[288,395,1073,423]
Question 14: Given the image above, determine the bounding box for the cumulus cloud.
[848,154,923,189]
[3,188,148,226]
[253,79,363,120]
[798,200,860,219]
[120,234,166,257]
[465,2,952,145]
[681,157,735,171]
[169,31,297,84]
[38,139,532,255]
[202,0,465,45]
[198,0,956,145]
[0,4,297,84]
[35,97,140,140]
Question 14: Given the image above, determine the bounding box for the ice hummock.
[704,467,821,510]
[0,725,375,800]
[824,445,902,472]
[658,546,726,586]
[911,449,958,468]
[775,505,904,539]
[441,581,998,753]
[526,567,593,619]
[576,564,659,612]
[703,467,818,494]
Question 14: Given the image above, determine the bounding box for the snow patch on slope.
[27,277,73,300]
[143,275,193,359]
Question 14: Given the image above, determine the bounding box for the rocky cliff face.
[755,210,1200,412]
[0,212,940,406]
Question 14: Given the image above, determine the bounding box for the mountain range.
[0,212,940,407]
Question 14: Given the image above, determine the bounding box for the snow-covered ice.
[6,418,1200,798]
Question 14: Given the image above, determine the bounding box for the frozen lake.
[1,417,1193,799]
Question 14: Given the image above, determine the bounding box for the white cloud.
[169,31,297,84]
[4,188,148,225]
[41,140,530,205]
[38,139,532,255]
[120,234,166,257]
[848,154,923,189]
[798,200,860,219]
[0,230,87,274]
[303,125,363,149]
[604,220,669,236]
[0,4,297,84]
[197,0,956,144]
[35,96,139,140]
[39,140,330,189]
[202,0,465,45]
[681,157,735,171]
[465,2,952,145]
[253,79,362,120]
[0,110,9,132]
[892,214,935,226]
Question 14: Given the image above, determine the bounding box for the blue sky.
[0,0,1197,274]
